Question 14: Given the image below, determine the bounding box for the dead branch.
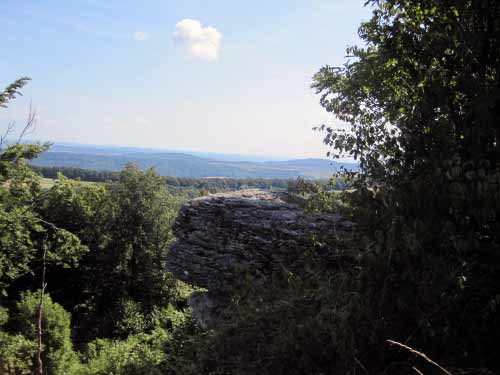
[17,103,37,144]
[0,121,16,151]
[1,102,38,153]
[387,340,453,375]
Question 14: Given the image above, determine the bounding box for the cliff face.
[166,189,354,327]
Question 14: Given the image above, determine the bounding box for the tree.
[313,0,500,182]
[0,79,85,296]
[95,164,180,336]
[40,164,183,341]
[13,292,81,375]
[312,0,500,371]
[78,328,169,375]
[0,292,81,375]
[1,79,86,374]
[0,78,47,296]
[0,306,36,375]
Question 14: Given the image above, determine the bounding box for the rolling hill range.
[30,144,358,179]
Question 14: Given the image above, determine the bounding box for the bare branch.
[17,102,37,144]
[18,214,65,232]
[0,121,16,151]
[386,340,453,375]
[354,356,369,375]
[1,102,38,152]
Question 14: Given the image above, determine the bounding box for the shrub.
[79,328,169,375]
[13,291,81,375]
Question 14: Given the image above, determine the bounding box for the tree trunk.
[37,240,47,375]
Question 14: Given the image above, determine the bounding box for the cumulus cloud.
[133,31,148,41]
[174,19,221,61]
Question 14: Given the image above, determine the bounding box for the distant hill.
[30,144,358,179]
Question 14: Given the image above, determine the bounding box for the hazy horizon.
[29,139,360,164]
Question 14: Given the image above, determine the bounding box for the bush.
[12,291,81,375]
[79,328,169,375]
[0,307,36,375]
[0,332,37,375]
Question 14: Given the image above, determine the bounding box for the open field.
[39,178,97,189]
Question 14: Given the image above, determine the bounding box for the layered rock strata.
[166,189,354,327]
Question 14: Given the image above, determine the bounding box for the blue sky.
[1,0,372,158]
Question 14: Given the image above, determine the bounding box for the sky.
[1,0,373,159]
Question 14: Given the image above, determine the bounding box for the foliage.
[287,177,348,213]
[37,173,105,259]
[4,0,500,372]
[3,292,81,375]
[80,164,181,339]
[0,79,85,297]
[161,315,209,375]
[174,1,500,374]
[30,164,338,194]
[172,225,364,375]
[0,332,37,375]
[1,78,191,373]
[308,0,500,372]
[0,77,30,108]
[0,141,47,295]
[149,303,188,332]
[0,306,36,375]
[32,164,183,342]
[30,165,120,183]
[78,328,169,375]
[77,303,192,375]
[313,0,500,184]
[0,207,38,296]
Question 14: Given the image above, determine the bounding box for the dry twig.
[387,339,453,375]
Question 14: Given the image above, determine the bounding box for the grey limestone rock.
[187,291,229,329]
[166,189,355,327]
[166,189,354,291]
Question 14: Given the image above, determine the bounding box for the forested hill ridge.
[29,143,357,179]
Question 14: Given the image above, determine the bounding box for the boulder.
[166,189,354,292]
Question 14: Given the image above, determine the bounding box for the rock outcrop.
[166,189,354,327]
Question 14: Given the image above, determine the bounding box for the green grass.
[40,178,98,189]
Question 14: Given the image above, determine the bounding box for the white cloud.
[135,116,149,126]
[174,19,222,62]
[133,31,148,41]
